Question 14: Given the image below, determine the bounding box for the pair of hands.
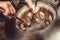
[0,0,39,19]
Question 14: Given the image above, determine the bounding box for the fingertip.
[3,12,12,19]
[34,6,39,13]
[9,16,12,19]
[14,9,16,13]
[3,12,8,16]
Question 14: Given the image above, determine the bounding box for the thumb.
[31,5,36,13]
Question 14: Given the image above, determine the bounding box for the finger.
[31,5,39,14]
[8,4,14,18]
[10,3,16,16]
[3,4,10,18]
[31,5,36,13]
[10,4,16,18]
[33,6,39,14]
[35,6,39,13]
[7,2,16,18]
[9,4,14,15]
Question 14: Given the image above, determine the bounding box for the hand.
[30,4,39,13]
[25,0,39,13]
[0,1,16,19]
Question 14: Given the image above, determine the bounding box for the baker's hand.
[0,1,16,19]
[25,0,39,13]
[30,4,39,13]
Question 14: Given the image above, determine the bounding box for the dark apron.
[0,0,23,40]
